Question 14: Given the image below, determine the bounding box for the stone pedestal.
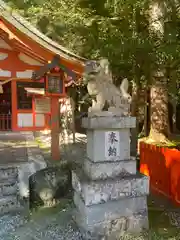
[72,113,149,239]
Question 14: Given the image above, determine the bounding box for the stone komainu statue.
[83,59,132,115]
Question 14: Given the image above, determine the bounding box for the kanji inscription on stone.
[105,131,120,160]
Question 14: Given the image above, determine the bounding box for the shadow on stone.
[29,163,72,209]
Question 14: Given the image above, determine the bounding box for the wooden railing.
[0,114,11,131]
[140,142,180,206]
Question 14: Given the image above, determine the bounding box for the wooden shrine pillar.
[51,96,60,160]
[32,55,77,161]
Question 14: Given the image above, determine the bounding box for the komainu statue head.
[83,58,132,115]
[83,58,112,83]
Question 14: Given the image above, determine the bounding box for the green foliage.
[4,0,180,93]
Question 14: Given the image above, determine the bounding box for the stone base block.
[72,170,149,206]
[84,157,136,180]
[73,192,148,225]
[82,115,136,129]
[73,208,148,240]
[87,129,131,162]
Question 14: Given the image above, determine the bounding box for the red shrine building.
[0,1,84,132]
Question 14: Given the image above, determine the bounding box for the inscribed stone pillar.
[72,112,149,239]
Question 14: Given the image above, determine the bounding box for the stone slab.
[0,181,18,197]
[82,116,136,129]
[88,110,130,118]
[0,132,47,216]
[87,129,131,162]
[0,167,18,181]
[72,170,149,206]
[83,157,136,180]
[73,192,148,226]
[74,210,148,239]
[75,212,148,239]
[0,196,22,215]
[18,132,47,199]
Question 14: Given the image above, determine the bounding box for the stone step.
[72,170,149,206]
[74,208,148,238]
[0,196,22,215]
[73,191,148,226]
[0,180,18,197]
[0,166,18,181]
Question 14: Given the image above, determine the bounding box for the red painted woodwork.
[11,80,17,131]
[0,114,11,130]
[140,142,180,205]
[0,49,40,72]
[10,79,50,131]
[0,20,84,74]
[0,22,81,132]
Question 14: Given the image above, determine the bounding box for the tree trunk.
[130,80,139,156]
[144,87,149,136]
[140,87,149,137]
[131,80,139,118]
[149,71,170,142]
[169,70,177,133]
[148,1,170,143]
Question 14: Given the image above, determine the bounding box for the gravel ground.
[1,201,83,240]
[0,213,28,240]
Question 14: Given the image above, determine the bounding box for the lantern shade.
[45,73,65,96]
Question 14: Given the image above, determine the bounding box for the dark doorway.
[0,82,12,131]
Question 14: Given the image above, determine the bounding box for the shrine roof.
[0,0,86,74]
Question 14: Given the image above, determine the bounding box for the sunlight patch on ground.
[139,137,176,148]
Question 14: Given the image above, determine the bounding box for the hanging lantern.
[45,73,65,97]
